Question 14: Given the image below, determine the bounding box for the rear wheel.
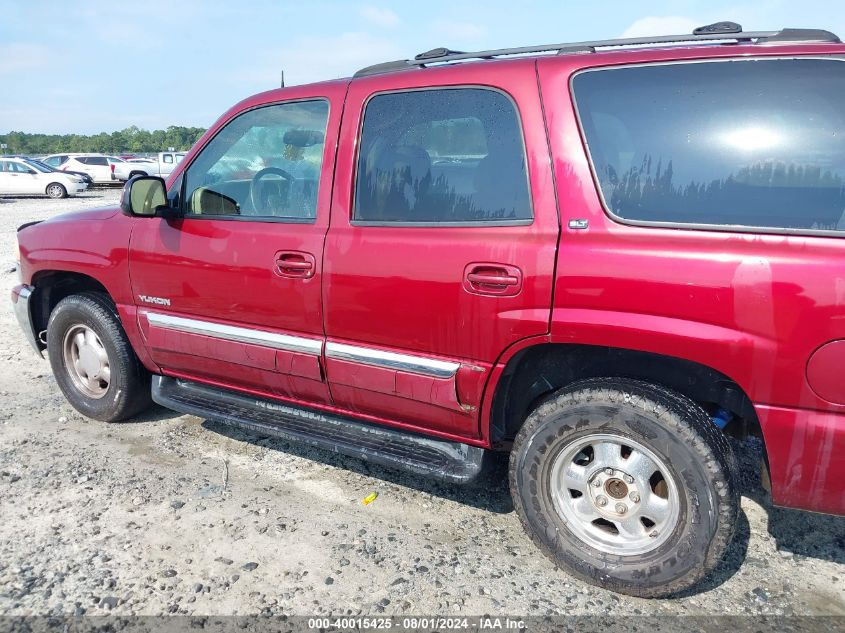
[46,183,67,199]
[47,293,152,422]
[509,377,738,598]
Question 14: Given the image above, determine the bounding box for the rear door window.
[354,88,532,224]
[573,58,845,233]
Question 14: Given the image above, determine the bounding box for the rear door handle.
[274,251,316,279]
[466,272,519,286]
[463,263,523,297]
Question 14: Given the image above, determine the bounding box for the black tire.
[47,292,152,422]
[128,171,146,179]
[509,377,738,598]
[46,183,67,199]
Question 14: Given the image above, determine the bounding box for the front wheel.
[46,183,67,199]
[509,377,738,598]
[47,293,152,422]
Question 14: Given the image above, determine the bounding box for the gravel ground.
[0,189,844,617]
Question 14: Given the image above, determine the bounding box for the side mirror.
[120,176,170,217]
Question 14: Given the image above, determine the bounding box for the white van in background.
[42,153,125,184]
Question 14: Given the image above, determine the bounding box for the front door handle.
[463,263,523,297]
[274,251,316,279]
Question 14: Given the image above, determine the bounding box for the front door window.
[183,100,329,222]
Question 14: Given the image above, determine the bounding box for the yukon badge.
[138,294,171,307]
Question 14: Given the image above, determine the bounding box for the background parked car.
[40,154,122,184]
[0,157,85,198]
[112,152,186,181]
[41,154,71,168]
[26,158,94,187]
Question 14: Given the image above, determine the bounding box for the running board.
[152,376,488,484]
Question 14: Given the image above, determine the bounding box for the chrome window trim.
[146,312,323,355]
[325,341,460,379]
[570,55,845,239]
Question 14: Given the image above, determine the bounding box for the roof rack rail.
[354,22,840,77]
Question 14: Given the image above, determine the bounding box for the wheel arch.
[29,270,113,345]
[488,342,761,445]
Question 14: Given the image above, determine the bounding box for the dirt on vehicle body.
[10,22,845,598]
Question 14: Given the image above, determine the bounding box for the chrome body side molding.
[325,341,460,379]
[144,312,459,378]
[145,312,323,356]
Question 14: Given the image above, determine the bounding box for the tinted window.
[87,156,109,166]
[354,88,531,224]
[183,99,329,220]
[574,59,845,232]
[24,160,50,173]
[9,161,34,173]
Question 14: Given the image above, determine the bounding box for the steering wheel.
[249,167,294,212]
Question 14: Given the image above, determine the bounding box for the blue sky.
[2,0,844,134]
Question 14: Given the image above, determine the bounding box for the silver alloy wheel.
[62,324,111,399]
[47,184,65,198]
[549,433,681,555]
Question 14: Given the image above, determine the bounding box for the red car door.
[128,81,347,406]
[323,60,559,439]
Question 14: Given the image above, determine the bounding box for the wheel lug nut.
[592,479,602,488]
[615,503,627,514]
[649,530,659,538]
[604,468,614,475]
[629,492,640,503]
[623,474,634,484]
[596,496,608,507]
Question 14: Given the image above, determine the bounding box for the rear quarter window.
[573,58,845,234]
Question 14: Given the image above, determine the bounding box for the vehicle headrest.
[283,129,324,148]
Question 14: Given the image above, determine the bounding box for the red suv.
[11,22,845,597]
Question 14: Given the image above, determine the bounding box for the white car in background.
[41,153,125,184]
[0,157,86,198]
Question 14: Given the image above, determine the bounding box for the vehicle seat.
[189,187,239,215]
[365,144,432,220]
[472,151,528,219]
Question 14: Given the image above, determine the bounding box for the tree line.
[0,126,207,155]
